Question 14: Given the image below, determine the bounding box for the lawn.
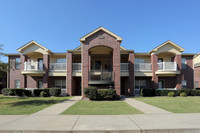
[62,100,143,115]
[135,97,200,113]
[0,95,72,115]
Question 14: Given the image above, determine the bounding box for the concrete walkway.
[124,98,171,114]
[32,96,81,115]
[0,113,200,133]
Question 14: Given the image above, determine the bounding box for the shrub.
[84,86,118,100]
[8,90,16,96]
[40,91,49,97]
[141,89,155,97]
[97,88,117,100]
[84,86,98,100]
[196,88,200,90]
[178,89,190,96]
[49,88,61,96]
[196,90,200,96]
[24,90,32,97]
[155,90,179,96]
[168,92,175,97]
[15,89,24,96]
[2,88,11,96]
[180,92,187,97]
[34,89,49,97]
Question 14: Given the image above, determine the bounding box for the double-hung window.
[181,58,187,69]
[15,58,20,69]
[15,80,20,88]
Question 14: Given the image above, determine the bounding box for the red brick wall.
[81,30,121,95]
[158,77,177,88]
[43,54,49,88]
[194,66,200,88]
[128,52,134,95]
[181,55,194,89]
[66,52,72,95]
[8,56,21,88]
[174,55,182,89]
[151,54,158,89]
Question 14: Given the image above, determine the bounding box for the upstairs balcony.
[134,63,152,71]
[156,62,180,75]
[89,70,113,84]
[72,63,82,72]
[22,61,45,75]
[49,63,66,71]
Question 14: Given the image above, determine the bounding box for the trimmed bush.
[155,90,179,96]
[49,88,61,96]
[168,92,175,97]
[97,88,117,100]
[141,89,155,97]
[15,89,24,96]
[2,88,11,96]
[84,86,118,100]
[40,91,49,97]
[34,89,49,97]
[180,92,187,97]
[178,89,190,96]
[24,90,32,97]
[84,86,98,100]
[8,90,16,96]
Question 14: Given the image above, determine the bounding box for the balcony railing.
[134,63,152,71]
[89,70,113,81]
[24,62,43,71]
[157,62,177,71]
[49,63,66,71]
[72,63,82,71]
[120,63,129,71]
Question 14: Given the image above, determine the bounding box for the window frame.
[182,80,187,89]
[15,58,20,69]
[55,80,66,89]
[15,80,20,88]
[181,58,187,69]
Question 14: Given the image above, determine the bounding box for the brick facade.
[6,28,197,98]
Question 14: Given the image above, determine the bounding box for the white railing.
[157,88,177,90]
[134,63,152,71]
[120,63,129,71]
[73,63,82,71]
[24,62,43,71]
[157,62,177,71]
[49,63,66,71]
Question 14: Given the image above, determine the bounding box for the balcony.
[22,62,45,75]
[157,62,177,71]
[134,63,152,71]
[72,63,82,72]
[156,62,180,75]
[120,63,129,71]
[49,63,66,71]
[89,70,113,84]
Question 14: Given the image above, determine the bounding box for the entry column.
[151,53,158,89]
[174,54,182,89]
[43,54,49,88]
[67,52,73,95]
[128,52,134,96]
[20,53,27,88]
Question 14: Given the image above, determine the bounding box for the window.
[182,58,187,69]
[95,61,101,70]
[157,58,163,63]
[55,80,66,89]
[195,81,199,88]
[56,58,66,63]
[15,80,20,88]
[135,58,145,63]
[182,80,187,89]
[15,58,20,69]
[135,80,146,89]
[38,80,43,88]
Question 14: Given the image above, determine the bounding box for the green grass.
[0,95,72,115]
[62,100,143,115]
[135,97,200,113]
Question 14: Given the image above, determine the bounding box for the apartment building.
[7,27,195,96]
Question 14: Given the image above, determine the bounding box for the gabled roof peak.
[149,40,185,54]
[80,26,122,42]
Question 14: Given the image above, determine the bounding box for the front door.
[158,80,164,89]
[38,59,43,70]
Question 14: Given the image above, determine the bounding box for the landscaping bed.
[135,97,200,113]
[62,100,143,115]
[0,95,72,115]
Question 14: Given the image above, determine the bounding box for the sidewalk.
[0,113,200,133]
[124,98,171,114]
[32,96,81,115]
